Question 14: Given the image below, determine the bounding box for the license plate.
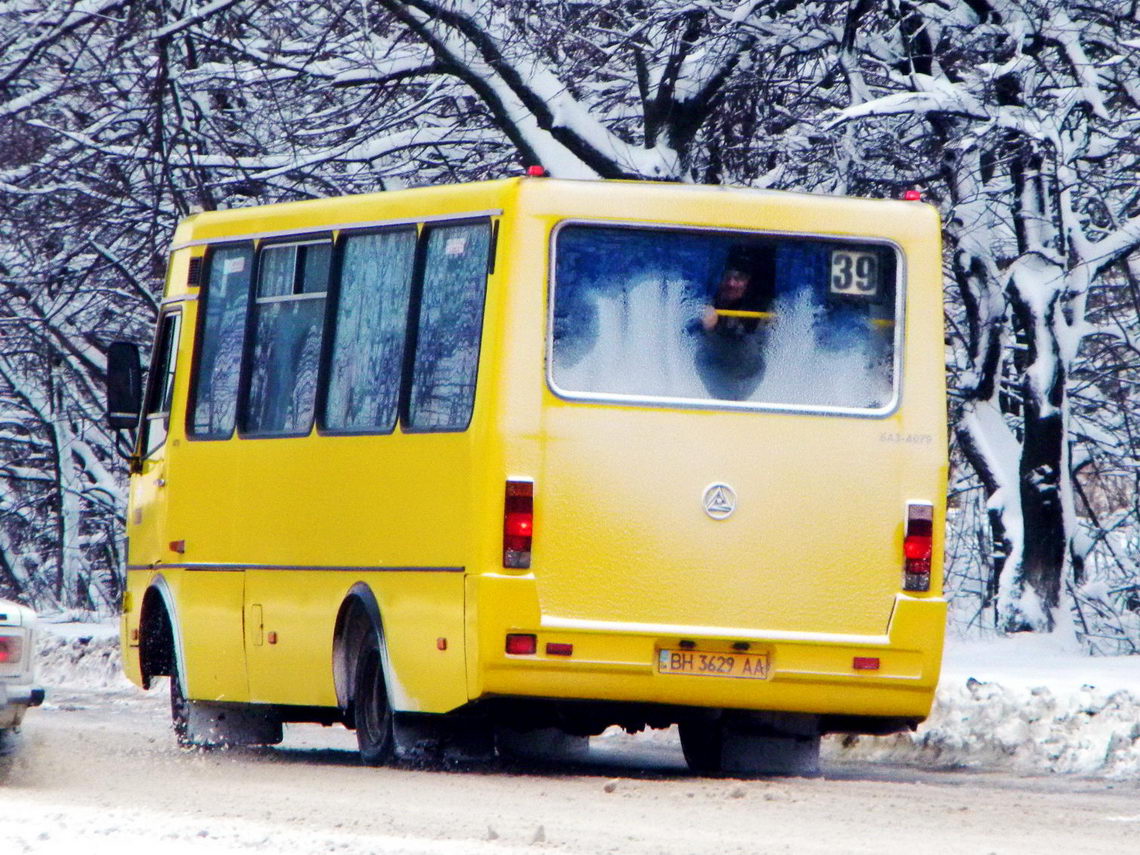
[657,648,770,680]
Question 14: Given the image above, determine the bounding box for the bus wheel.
[354,638,394,765]
[678,718,723,774]
[680,713,821,777]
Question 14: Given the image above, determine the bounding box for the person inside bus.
[693,249,767,400]
[699,264,760,334]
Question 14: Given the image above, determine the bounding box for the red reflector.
[545,642,573,657]
[526,165,546,177]
[853,657,880,671]
[504,480,534,569]
[505,633,536,655]
[437,637,448,651]
[903,189,922,201]
[169,539,186,554]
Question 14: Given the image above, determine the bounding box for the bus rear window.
[549,224,900,413]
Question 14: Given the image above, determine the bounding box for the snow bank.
[34,619,129,691]
[831,678,1140,777]
[832,634,1140,778]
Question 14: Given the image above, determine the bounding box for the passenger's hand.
[701,306,718,330]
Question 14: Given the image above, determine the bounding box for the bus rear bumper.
[467,576,946,722]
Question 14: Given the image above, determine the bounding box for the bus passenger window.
[406,222,491,431]
[189,244,253,438]
[244,240,331,436]
[550,225,898,412]
[141,312,181,457]
[323,229,417,433]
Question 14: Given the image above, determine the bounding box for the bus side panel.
[175,569,249,702]
[189,428,477,714]
[244,569,338,707]
[366,572,468,713]
[122,567,249,703]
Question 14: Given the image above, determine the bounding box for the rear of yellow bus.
[468,179,947,774]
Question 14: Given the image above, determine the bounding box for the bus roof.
[170,177,939,252]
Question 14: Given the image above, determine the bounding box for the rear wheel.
[354,636,394,765]
[680,713,821,777]
[678,718,723,774]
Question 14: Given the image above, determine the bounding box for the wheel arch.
[332,582,392,721]
[138,575,184,692]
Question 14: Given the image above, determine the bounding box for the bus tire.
[680,713,822,777]
[354,636,394,766]
[678,718,723,774]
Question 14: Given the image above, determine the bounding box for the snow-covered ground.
[27,617,1140,778]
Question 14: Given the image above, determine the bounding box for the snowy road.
[2,681,1139,855]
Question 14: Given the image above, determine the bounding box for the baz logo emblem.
[702,483,736,520]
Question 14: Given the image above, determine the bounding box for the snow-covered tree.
[825,0,1140,636]
[2,0,1139,643]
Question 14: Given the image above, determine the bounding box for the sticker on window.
[445,237,469,257]
[830,250,879,297]
[223,256,247,275]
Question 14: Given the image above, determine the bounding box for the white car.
[0,598,44,731]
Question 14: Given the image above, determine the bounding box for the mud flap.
[391,712,496,764]
[185,702,283,747]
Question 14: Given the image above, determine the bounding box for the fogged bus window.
[190,244,253,438]
[244,240,330,436]
[550,225,899,412]
[406,222,491,431]
[323,229,417,433]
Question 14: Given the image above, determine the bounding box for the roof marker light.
[903,189,922,201]
[526,165,547,177]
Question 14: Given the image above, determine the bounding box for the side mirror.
[106,341,142,430]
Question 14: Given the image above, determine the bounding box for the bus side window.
[405,222,492,432]
[140,312,181,458]
[323,229,417,433]
[188,244,254,438]
[244,240,331,436]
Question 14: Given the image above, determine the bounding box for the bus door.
[172,244,258,704]
[131,309,182,570]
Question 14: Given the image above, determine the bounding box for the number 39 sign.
[830,249,879,298]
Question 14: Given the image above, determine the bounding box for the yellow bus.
[106,176,947,774]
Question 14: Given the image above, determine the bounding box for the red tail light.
[903,502,934,592]
[0,636,22,664]
[504,479,533,569]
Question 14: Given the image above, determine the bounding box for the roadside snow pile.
[831,678,1140,777]
[35,622,129,691]
[833,633,1140,777]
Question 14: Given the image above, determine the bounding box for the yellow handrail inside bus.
[714,309,774,319]
[714,309,895,328]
